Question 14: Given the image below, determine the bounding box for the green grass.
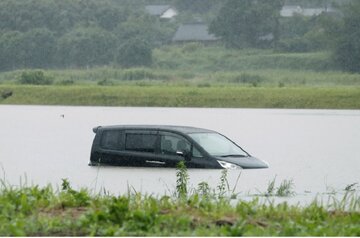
[1,47,359,87]
[2,67,359,87]
[153,45,335,71]
[1,46,360,108]
[1,84,360,109]
[0,176,359,236]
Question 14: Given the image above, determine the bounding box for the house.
[172,23,219,44]
[281,5,337,17]
[281,5,303,17]
[302,7,335,16]
[145,5,177,19]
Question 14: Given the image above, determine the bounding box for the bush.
[181,42,203,53]
[232,73,265,84]
[277,37,312,53]
[122,68,155,81]
[19,71,53,85]
[116,38,153,68]
[1,89,13,99]
[97,79,115,86]
[57,79,74,86]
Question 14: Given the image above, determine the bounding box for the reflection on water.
[0,105,359,204]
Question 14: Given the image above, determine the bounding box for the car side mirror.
[176,150,192,162]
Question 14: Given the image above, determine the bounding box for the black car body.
[89,125,268,169]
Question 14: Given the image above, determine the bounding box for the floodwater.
[0,105,359,205]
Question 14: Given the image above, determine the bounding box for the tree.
[95,4,129,31]
[209,0,284,48]
[332,1,360,72]
[116,14,174,48]
[0,31,24,70]
[116,38,152,68]
[0,28,55,70]
[277,14,339,52]
[22,28,56,68]
[56,27,117,67]
[0,0,170,70]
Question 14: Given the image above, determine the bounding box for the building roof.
[281,5,337,17]
[172,23,218,42]
[145,5,172,16]
[302,8,334,16]
[281,5,302,17]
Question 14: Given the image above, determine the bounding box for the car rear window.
[100,130,122,150]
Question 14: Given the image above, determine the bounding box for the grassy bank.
[1,84,360,109]
[153,46,336,72]
[1,47,359,108]
[1,48,360,88]
[1,165,359,236]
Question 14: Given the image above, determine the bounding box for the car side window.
[192,146,203,158]
[125,133,157,153]
[100,130,122,150]
[160,133,190,155]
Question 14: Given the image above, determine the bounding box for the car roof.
[95,125,215,134]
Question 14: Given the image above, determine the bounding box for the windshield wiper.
[219,154,247,158]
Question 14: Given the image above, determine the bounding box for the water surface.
[1,105,359,204]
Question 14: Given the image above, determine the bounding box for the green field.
[1,46,360,109]
[1,84,360,109]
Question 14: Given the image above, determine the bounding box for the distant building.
[145,5,177,19]
[281,5,303,17]
[281,5,337,17]
[172,23,219,44]
[302,8,334,16]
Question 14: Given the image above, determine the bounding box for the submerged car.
[89,125,268,169]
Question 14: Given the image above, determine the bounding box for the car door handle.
[146,160,166,165]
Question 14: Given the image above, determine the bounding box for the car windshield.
[189,133,248,157]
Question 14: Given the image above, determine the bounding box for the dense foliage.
[209,0,284,48]
[277,13,340,52]
[116,38,153,68]
[0,0,358,72]
[332,1,360,72]
[0,0,173,70]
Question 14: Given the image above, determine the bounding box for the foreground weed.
[197,182,211,198]
[58,178,91,207]
[1,178,360,236]
[345,183,358,192]
[217,169,230,199]
[328,191,360,211]
[264,177,295,197]
[230,170,242,199]
[61,178,71,191]
[276,179,295,197]
[176,161,189,199]
[266,176,276,196]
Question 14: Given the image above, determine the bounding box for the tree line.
[0,0,359,72]
[0,0,175,70]
[209,0,360,72]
